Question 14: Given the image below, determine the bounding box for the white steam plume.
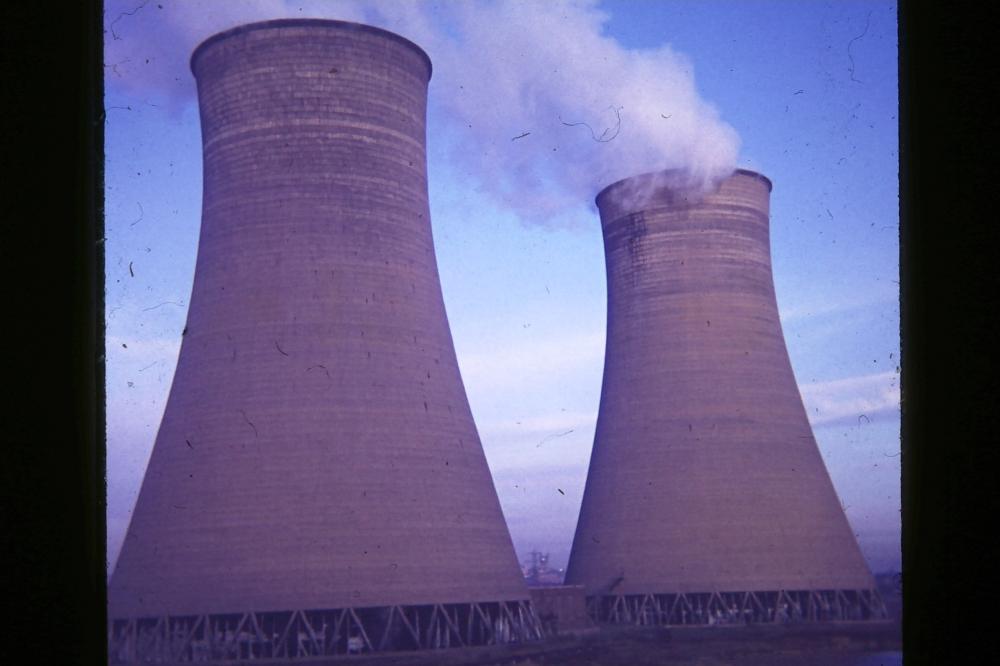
[105,0,740,223]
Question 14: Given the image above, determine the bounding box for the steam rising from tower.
[103,0,741,226]
[565,170,886,624]
[108,20,538,660]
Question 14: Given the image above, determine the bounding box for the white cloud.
[105,0,740,223]
[778,288,898,323]
[800,370,900,428]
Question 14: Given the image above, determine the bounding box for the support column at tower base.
[586,589,888,626]
[109,599,543,663]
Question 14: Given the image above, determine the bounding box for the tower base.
[108,600,543,663]
[587,589,887,626]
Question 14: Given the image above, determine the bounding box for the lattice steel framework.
[109,600,543,663]
[588,589,887,626]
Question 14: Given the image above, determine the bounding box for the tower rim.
[594,168,773,208]
[189,18,433,81]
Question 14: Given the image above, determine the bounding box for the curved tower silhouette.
[108,20,538,661]
[565,169,885,625]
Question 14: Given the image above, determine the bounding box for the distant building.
[523,551,566,587]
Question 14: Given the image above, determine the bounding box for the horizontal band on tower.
[190,19,433,80]
[595,167,773,209]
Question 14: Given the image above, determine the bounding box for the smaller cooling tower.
[107,20,539,662]
[565,169,886,625]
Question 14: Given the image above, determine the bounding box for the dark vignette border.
[0,0,106,662]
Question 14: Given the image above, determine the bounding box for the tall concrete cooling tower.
[108,20,539,662]
[565,169,886,626]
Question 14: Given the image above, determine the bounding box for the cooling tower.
[108,20,538,661]
[565,169,886,625]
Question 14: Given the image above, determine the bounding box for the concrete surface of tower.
[108,19,538,659]
[565,169,886,625]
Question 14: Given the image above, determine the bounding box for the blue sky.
[104,0,899,575]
